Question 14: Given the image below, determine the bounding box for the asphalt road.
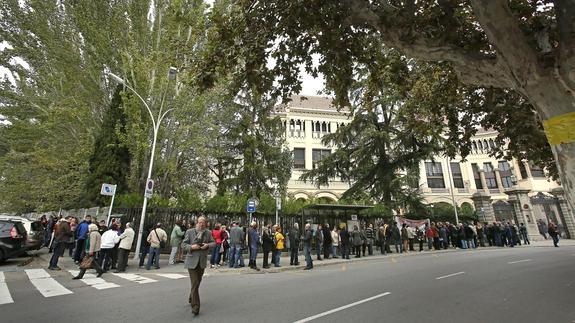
[1,245,574,323]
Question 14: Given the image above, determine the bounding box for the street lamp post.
[446,156,460,225]
[108,69,177,260]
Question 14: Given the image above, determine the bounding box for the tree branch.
[347,0,514,89]
[469,0,541,88]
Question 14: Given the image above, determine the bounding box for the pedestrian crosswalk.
[0,268,187,305]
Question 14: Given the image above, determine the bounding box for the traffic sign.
[100,183,117,196]
[247,199,256,213]
[276,197,282,210]
[145,179,154,199]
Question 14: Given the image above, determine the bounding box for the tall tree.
[300,50,439,211]
[196,0,575,211]
[84,86,131,205]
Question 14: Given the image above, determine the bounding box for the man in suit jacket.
[182,216,215,316]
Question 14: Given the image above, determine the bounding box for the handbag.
[79,255,94,269]
[154,229,166,248]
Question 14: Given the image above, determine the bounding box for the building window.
[293,148,305,169]
[425,162,445,188]
[450,162,464,188]
[312,149,331,169]
[498,160,513,188]
[472,163,483,189]
[483,162,498,189]
[529,162,545,178]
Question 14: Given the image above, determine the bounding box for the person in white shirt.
[100,224,120,271]
[115,222,135,273]
[331,226,340,258]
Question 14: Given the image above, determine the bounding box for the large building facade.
[278,95,575,240]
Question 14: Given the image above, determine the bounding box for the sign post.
[247,199,257,225]
[274,191,281,225]
[100,183,117,226]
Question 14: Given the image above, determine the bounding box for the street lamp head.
[168,66,178,80]
[108,72,125,84]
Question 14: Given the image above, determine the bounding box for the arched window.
[472,141,478,154]
[289,119,295,130]
[478,140,483,151]
[321,122,327,132]
[489,139,495,149]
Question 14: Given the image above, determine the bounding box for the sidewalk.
[22,239,575,276]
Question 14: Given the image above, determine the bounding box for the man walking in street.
[100,224,120,272]
[537,219,548,240]
[73,215,92,264]
[289,223,300,265]
[49,217,72,270]
[548,221,560,247]
[302,223,314,270]
[247,222,260,270]
[182,216,215,316]
[169,220,185,265]
[146,223,167,270]
[115,222,134,273]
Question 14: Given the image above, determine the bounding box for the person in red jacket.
[210,223,223,268]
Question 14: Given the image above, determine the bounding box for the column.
[512,159,523,181]
[471,193,495,223]
[551,187,575,239]
[505,188,541,241]
[478,169,489,194]
[523,161,533,178]
[494,168,504,194]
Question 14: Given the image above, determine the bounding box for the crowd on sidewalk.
[41,214,563,278]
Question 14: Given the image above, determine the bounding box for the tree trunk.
[525,78,575,212]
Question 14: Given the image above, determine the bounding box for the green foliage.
[84,86,131,206]
[300,50,439,210]
[360,204,393,219]
[427,202,478,223]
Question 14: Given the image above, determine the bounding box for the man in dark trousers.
[182,216,215,316]
[302,223,314,270]
[315,224,323,260]
[262,223,274,269]
[339,225,350,259]
[289,223,300,265]
[322,223,332,259]
[73,215,92,264]
[49,217,72,270]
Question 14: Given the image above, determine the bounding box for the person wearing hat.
[73,223,104,279]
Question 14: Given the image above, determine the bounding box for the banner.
[394,216,430,230]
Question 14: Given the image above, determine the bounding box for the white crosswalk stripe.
[25,269,73,298]
[0,269,180,305]
[111,273,157,284]
[154,273,186,280]
[67,270,120,290]
[0,272,14,305]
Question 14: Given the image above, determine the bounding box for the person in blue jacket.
[73,215,92,264]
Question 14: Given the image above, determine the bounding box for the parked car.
[0,217,28,264]
[0,215,44,250]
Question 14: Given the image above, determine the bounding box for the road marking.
[112,273,157,284]
[0,272,14,305]
[68,270,120,290]
[508,259,532,264]
[154,273,186,279]
[436,272,465,280]
[25,269,73,297]
[293,292,391,323]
